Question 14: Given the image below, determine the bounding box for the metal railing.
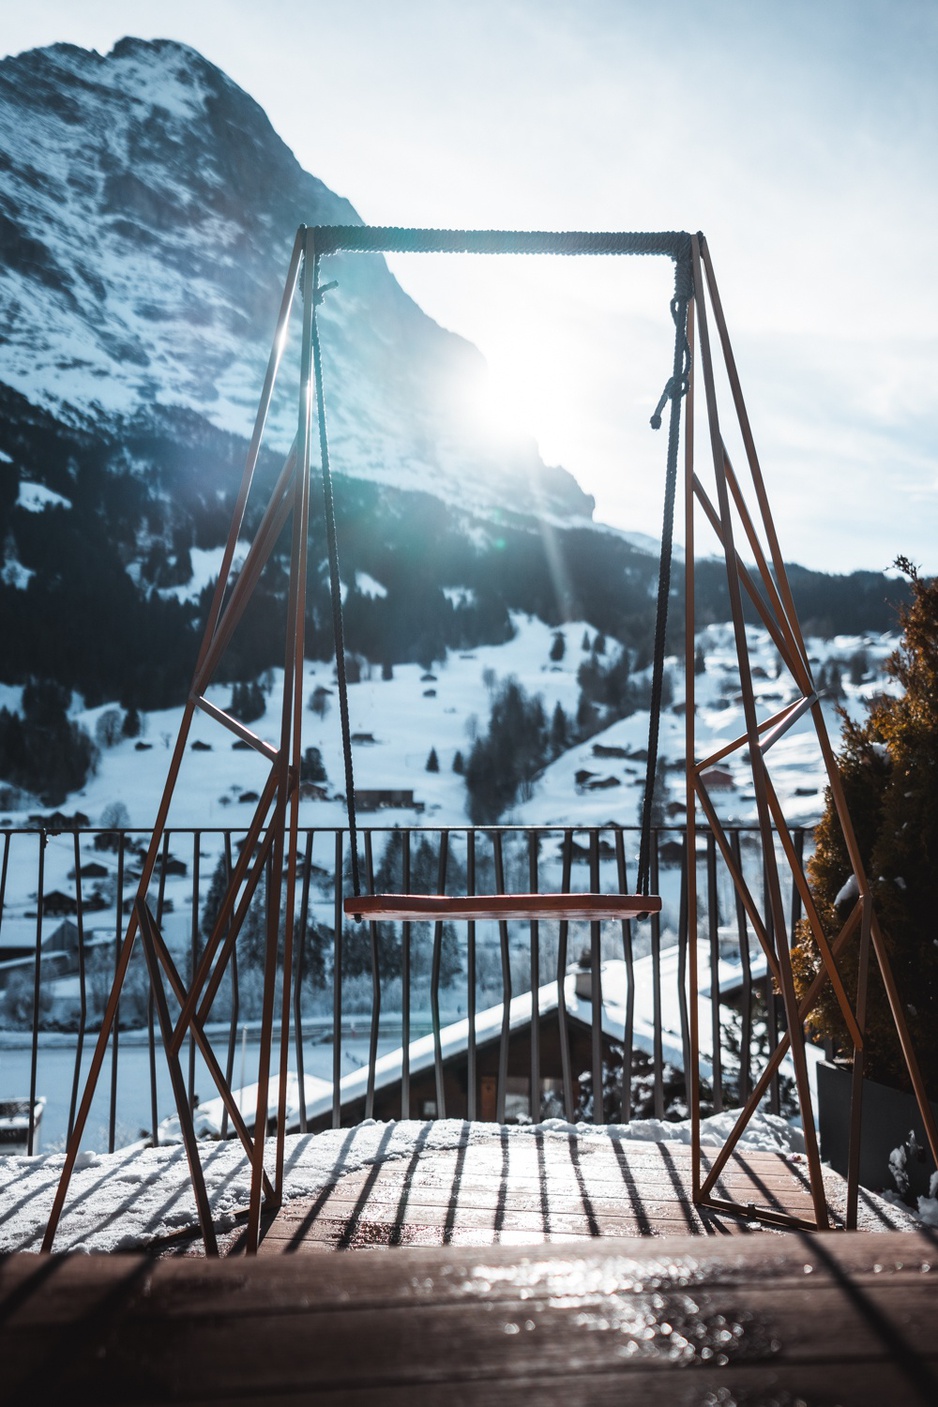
[0,824,810,1154]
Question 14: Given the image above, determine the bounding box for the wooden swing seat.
[344,892,661,922]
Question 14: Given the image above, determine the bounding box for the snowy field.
[0,613,898,839]
[1,1112,924,1256]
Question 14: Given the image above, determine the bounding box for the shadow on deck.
[237,1129,912,1256]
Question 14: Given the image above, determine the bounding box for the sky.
[2,0,936,575]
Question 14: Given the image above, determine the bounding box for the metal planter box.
[817,1060,938,1201]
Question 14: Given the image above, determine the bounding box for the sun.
[456,356,544,449]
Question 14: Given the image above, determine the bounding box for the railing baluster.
[528,829,540,1122]
[493,832,510,1124]
[220,833,239,1141]
[732,829,753,1107]
[791,828,805,932]
[0,830,10,942]
[188,831,201,1112]
[431,831,448,1118]
[707,831,723,1113]
[365,831,380,1120]
[333,830,343,1129]
[293,829,314,1133]
[763,848,781,1115]
[109,834,124,1153]
[588,829,603,1124]
[466,830,476,1121]
[676,833,691,1101]
[28,830,45,1156]
[401,830,411,1119]
[67,830,88,1144]
[557,829,574,1119]
[650,835,664,1120]
[614,828,634,1122]
[149,832,171,1147]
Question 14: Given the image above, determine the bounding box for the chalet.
[591,743,631,759]
[286,941,762,1133]
[74,861,109,880]
[351,731,376,744]
[586,775,620,791]
[354,788,415,811]
[567,837,617,861]
[0,919,96,989]
[298,782,330,802]
[26,811,90,830]
[700,765,735,790]
[41,889,78,917]
[298,958,633,1129]
[154,854,188,878]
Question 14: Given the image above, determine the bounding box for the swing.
[312,251,685,928]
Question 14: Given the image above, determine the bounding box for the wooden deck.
[2,1229,937,1402]
[256,1136,830,1254]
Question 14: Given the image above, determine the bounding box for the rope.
[637,293,690,901]
[309,252,361,901]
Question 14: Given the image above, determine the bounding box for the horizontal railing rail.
[0,824,811,1155]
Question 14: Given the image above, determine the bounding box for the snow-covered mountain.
[1,36,683,730]
[0,37,589,524]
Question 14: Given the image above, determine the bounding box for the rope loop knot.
[650,295,691,430]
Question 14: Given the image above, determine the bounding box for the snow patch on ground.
[1,1110,914,1255]
[16,481,72,513]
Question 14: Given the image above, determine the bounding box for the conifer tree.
[792,561,938,1092]
[549,701,568,757]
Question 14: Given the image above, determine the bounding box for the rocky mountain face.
[0,37,668,713]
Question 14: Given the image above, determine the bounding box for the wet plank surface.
[2,1229,937,1403]
[257,1137,843,1254]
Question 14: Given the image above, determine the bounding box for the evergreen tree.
[792,561,938,1093]
[549,631,566,662]
[452,750,464,775]
[229,680,265,723]
[121,705,142,739]
[426,747,440,772]
[464,678,549,823]
[300,746,327,783]
[549,701,568,757]
[0,679,97,805]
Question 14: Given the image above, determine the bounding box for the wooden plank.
[158,1361,938,1407]
[344,893,662,922]
[254,1143,822,1255]
[2,1233,937,1402]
